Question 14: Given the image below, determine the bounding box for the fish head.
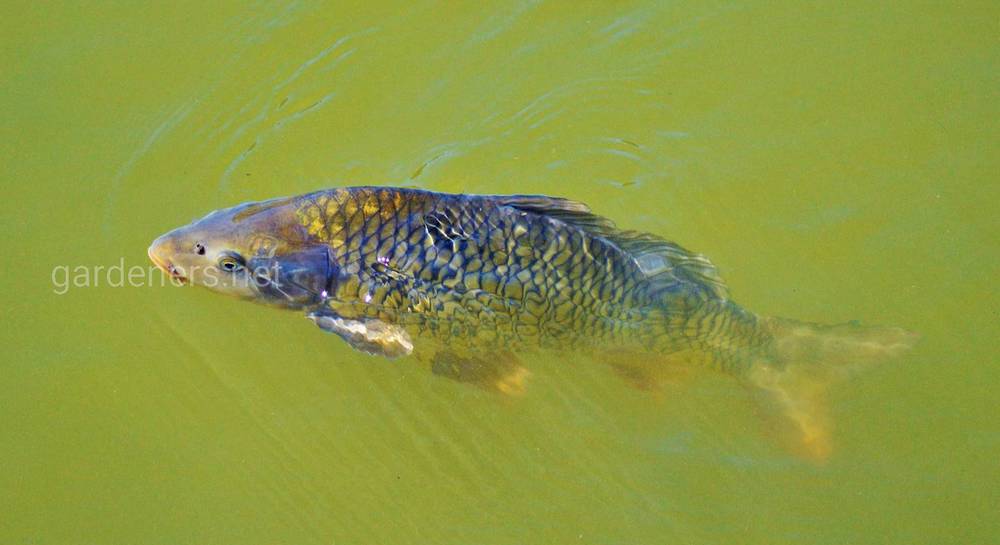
[148,195,334,308]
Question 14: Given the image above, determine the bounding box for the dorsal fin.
[605,230,729,300]
[495,194,729,300]
[495,194,615,231]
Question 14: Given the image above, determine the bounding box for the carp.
[149,186,917,458]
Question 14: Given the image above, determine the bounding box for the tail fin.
[748,318,918,460]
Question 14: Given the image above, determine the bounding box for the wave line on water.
[102,102,195,240]
[214,29,379,196]
[274,35,353,93]
[217,90,338,193]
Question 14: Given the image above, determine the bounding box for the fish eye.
[194,243,206,255]
[218,254,244,272]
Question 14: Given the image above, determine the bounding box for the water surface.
[2,2,997,544]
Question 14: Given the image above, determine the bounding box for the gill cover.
[247,245,336,308]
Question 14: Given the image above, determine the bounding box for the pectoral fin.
[307,310,414,359]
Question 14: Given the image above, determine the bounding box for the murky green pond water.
[2,2,997,544]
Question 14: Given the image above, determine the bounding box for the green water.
[2,2,997,544]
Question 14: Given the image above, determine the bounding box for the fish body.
[149,186,916,459]
[299,188,762,364]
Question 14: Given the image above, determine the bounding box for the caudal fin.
[748,318,918,460]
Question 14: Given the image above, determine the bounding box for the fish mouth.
[148,246,188,283]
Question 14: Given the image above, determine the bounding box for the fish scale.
[291,187,760,360]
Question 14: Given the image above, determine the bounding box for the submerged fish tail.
[646,293,918,459]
